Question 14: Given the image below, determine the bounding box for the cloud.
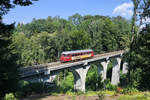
[113,2,133,18]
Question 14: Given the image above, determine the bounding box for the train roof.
[61,49,93,55]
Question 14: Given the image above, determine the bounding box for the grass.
[118,92,150,100]
[118,95,149,100]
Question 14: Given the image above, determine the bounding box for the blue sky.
[3,0,133,24]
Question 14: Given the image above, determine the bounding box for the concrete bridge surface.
[19,50,128,92]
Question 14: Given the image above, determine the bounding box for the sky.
[3,0,133,24]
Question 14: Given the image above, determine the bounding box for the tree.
[69,29,91,50]
[0,0,38,16]
[68,13,83,26]
[126,0,150,90]
[0,21,19,98]
[0,0,39,98]
[131,0,141,40]
[86,64,103,91]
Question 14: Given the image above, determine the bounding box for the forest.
[0,0,150,100]
[13,14,131,66]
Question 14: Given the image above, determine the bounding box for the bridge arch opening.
[86,63,103,91]
[54,69,74,92]
[106,60,113,81]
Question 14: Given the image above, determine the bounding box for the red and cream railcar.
[60,49,94,62]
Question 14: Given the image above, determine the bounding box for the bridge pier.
[45,70,60,83]
[70,65,90,92]
[122,62,128,74]
[111,57,121,85]
[100,60,110,81]
[49,73,57,82]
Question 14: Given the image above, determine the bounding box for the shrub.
[105,79,117,91]
[118,95,149,100]
[16,80,52,97]
[4,93,18,100]
[122,86,138,95]
[97,91,105,100]
[30,83,45,93]
[16,80,32,97]
[116,87,123,94]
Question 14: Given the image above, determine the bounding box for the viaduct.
[19,50,128,92]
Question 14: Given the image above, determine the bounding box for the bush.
[4,93,18,100]
[122,86,138,95]
[97,91,105,100]
[86,64,104,91]
[119,72,128,87]
[116,87,123,94]
[16,80,52,97]
[30,83,45,93]
[105,79,117,91]
[118,95,149,100]
[55,72,74,93]
[16,80,32,97]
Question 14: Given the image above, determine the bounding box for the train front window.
[62,54,68,57]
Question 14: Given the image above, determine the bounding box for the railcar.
[60,49,94,62]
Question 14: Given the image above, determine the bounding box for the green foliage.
[4,93,18,100]
[97,91,105,100]
[55,71,74,93]
[72,95,76,100]
[122,87,138,95]
[0,0,38,98]
[13,15,132,66]
[16,80,51,97]
[119,72,128,87]
[0,22,19,97]
[126,25,150,90]
[69,29,91,50]
[105,79,117,91]
[130,68,142,88]
[16,80,32,97]
[0,0,38,16]
[86,64,103,91]
[118,94,149,100]
[12,32,57,66]
[106,61,113,79]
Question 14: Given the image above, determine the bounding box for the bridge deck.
[19,50,124,78]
